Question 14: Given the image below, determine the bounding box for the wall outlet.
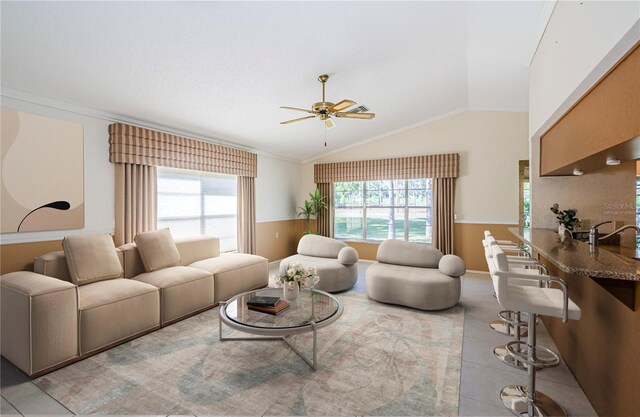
[275,232,279,239]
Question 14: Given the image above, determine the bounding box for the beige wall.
[529,1,639,139]
[300,111,529,224]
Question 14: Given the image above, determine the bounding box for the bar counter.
[508,227,639,281]
[508,227,640,417]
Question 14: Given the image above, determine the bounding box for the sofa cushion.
[78,279,159,354]
[62,234,123,285]
[175,236,220,266]
[366,263,460,310]
[189,253,268,303]
[297,234,346,258]
[134,229,180,272]
[279,254,357,293]
[376,239,443,268]
[135,266,214,325]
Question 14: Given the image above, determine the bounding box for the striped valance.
[109,123,257,177]
[314,153,459,183]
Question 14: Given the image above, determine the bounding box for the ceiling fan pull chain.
[324,125,327,147]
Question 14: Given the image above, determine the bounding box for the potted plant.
[550,203,581,236]
[298,188,328,234]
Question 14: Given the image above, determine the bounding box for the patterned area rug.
[35,291,463,415]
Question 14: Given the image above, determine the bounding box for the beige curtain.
[114,164,157,246]
[433,177,455,255]
[237,176,256,254]
[316,183,333,237]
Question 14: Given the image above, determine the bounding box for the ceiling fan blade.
[328,99,356,112]
[280,106,315,114]
[280,115,317,125]
[334,112,375,119]
[325,118,335,129]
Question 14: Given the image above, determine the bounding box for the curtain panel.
[237,176,256,254]
[114,164,157,246]
[314,153,459,183]
[433,177,455,255]
[316,183,333,237]
[109,123,257,177]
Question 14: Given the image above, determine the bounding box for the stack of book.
[247,296,290,315]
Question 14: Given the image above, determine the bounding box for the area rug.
[35,291,464,416]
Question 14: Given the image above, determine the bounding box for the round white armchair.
[279,234,359,292]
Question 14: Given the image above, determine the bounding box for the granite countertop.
[509,227,640,281]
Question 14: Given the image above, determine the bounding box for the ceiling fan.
[280,74,375,128]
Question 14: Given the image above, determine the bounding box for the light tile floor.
[1,263,596,416]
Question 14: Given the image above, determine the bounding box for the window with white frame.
[333,179,433,243]
[157,167,237,252]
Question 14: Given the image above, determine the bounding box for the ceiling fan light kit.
[280,74,375,128]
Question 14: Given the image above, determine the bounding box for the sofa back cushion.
[297,234,346,259]
[119,236,220,278]
[134,229,181,272]
[377,239,443,268]
[62,235,124,285]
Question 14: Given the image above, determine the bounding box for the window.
[157,167,237,252]
[334,179,432,243]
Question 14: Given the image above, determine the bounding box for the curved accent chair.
[279,234,359,292]
[366,239,465,310]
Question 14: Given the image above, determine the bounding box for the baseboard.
[465,269,490,275]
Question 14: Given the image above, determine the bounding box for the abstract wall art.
[1,108,84,233]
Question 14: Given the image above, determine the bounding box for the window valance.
[314,153,459,183]
[109,123,257,177]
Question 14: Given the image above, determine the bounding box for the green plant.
[297,189,328,235]
[550,203,581,231]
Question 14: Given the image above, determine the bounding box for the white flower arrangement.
[273,262,320,289]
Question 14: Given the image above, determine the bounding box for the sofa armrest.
[338,247,359,265]
[1,271,78,376]
[438,255,466,277]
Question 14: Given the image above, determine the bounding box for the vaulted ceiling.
[1,1,548,161]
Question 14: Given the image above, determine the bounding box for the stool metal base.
[506,341,560,368]
[500,385,567,417]
[494,345,527,370]
[489,320,528,337]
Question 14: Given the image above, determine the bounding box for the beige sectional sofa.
[0,233,268,377]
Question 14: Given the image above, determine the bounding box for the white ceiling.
[1,1,548,162]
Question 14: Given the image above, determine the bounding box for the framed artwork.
[1,108,84,233]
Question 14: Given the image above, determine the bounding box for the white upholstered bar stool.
[482,240,546,370]
[483,235,547,339]
[491,245,581,417]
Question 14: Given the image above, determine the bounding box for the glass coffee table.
[219,287,343,370]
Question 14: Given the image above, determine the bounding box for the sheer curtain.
[114,163,157,246]
[432,177,455,254]
[237,176,256,254]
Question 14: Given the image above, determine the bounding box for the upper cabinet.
[539,44,640,176]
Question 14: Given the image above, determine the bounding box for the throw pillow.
[134,228,181,272]
[62,234,124,285]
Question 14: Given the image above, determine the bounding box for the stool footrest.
[505,341,560,368]
[497,310,528,327]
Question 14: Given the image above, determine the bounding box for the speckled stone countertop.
[509,227,640,281]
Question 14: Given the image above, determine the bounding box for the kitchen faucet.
[589,221,640,247]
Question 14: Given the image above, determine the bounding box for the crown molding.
[0,88,301,164]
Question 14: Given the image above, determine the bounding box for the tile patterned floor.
[0,263,597,416]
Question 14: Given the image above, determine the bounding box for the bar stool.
[483,236,545,339]
[490,244,581,417]
[483,240,544,370]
